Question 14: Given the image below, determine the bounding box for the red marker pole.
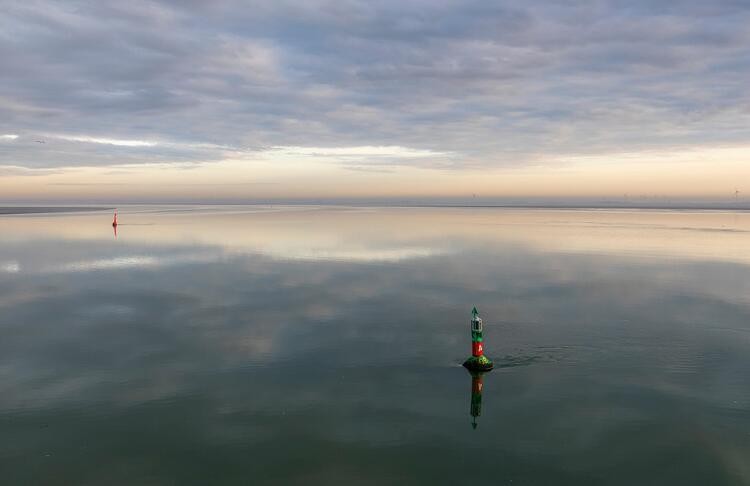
[112,210,118,227]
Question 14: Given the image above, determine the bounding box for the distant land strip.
[375,204,750,211]
[0,207,112,215]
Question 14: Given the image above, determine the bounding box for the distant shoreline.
[0,203,748,213]
[369,204,750,211]
[0,207,112,215]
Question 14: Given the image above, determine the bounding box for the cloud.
[0,0,749,172]
[0,261,21,273]
[53,135,158,147]
[262,145,455,170]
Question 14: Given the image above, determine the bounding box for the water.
[1,206,750,485]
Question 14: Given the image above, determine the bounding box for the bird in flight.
[34,140,45,144]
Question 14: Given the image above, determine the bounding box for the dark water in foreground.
[1,206,750,485]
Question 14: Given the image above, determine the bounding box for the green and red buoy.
[463,307,494,371]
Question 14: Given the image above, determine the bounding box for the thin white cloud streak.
[35,136,447,160]
[268,146,451,159]
[0,261,21,273]
[52,135,158,147]
[0,134,19,141]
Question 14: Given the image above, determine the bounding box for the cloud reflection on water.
[0,207,750,484]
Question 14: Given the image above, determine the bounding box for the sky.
[0,0,749,203]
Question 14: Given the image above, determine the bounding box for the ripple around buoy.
[494,355,541,368]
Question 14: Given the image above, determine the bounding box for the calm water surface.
[1,206,750,485]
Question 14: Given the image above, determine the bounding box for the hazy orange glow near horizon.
[1,144,748,203]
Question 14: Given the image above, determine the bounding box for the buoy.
[112,210,118,227]
[463,307,493,371]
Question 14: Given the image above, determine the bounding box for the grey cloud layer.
[1,0,749,169]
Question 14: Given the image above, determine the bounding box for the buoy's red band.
[472,341,483,357]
